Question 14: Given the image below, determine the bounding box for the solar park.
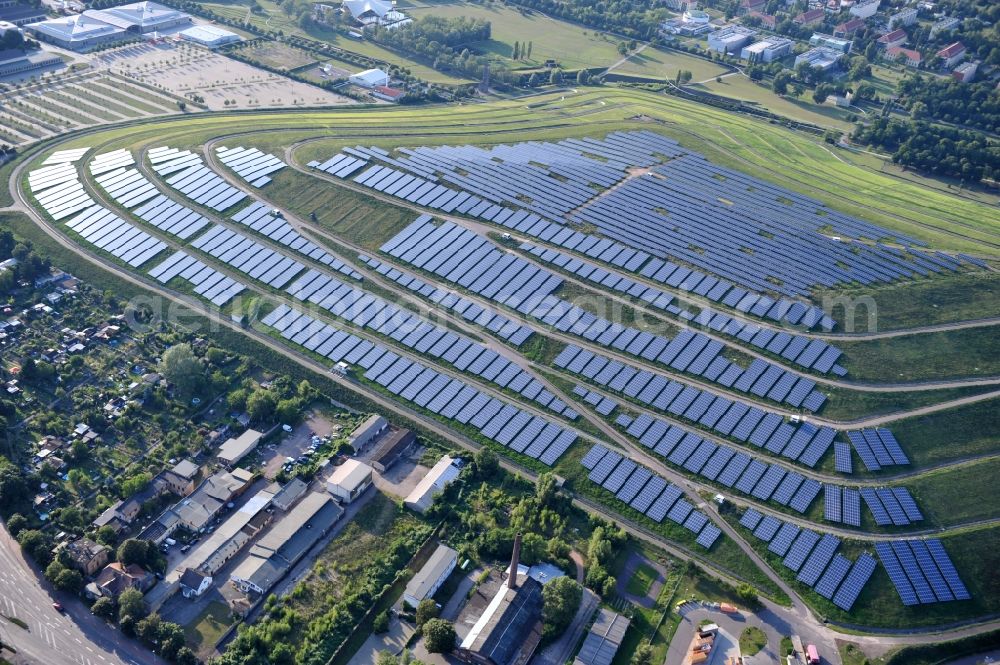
[21,112,991,634]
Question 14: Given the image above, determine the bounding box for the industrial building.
[404,455,461,514]
[0,0,47,27]
[230,492,343,595]
[349,68,390,89]
[84,1,191,34]
[348,413,388,450]
[139,468,254,543]
[573,610,630,665]
[403,543,458,608]
[326,458,373,503]
[368,426,415,472]
[0,47,62,78]
[740,37,793,63]
[178,24,241,48]
[177,487,274,578]
[457,536,544,665]
[706,25,755,54]
[794,47,843,71]
[341,0,408,28]
[216,428,263,467]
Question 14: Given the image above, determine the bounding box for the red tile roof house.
[794,7,826,25]
[834,17,866,37]
[748,10,777,28]
[937,41,966,68]
[372,85,405,102]
[886,46,922,67]
[876,28,907,48]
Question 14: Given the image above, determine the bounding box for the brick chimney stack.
[509,533,522,590]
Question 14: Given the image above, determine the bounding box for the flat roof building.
[178,24,240,48]
[707,25,755,53]
[0,2,47,26]
[794,46,842,71]
[348,414,388,450]
[574,610,630,665]
[326,458,373,503]
[810,32,852,53]
[217,428,263,467]
[404,455,461,514]
[231,492,343,595]
[404,543,458,608]
[349,68,390,89]
[740,37,793,63]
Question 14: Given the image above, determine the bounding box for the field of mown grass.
[611,45,728,82]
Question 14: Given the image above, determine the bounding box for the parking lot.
[260,411,341,479]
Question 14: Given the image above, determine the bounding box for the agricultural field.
[229,41,319,71]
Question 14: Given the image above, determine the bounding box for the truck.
[719,603,738,614]
[806,644,820,664]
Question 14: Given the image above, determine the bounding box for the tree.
[91,596,116,620]
[17,529,52,565]
[416,598,439,628]
[117,538,152,567]
[576,69,590,85]
[473,447,499,478]
[96,524,120,547]
[512,41,520,60]
[549,68,562,85]
[159,344,202,398]
[118,587,147,622]
[736,583,760,609]
[526,42,532,60]
[247,389,278,423]
[772,70,792,95]
[541,576,582,638]
[535,472,557,507]
[373,609,390,633]
[812,83,833,104]
[631,642,654,665]
[423,619,456,653]
[5,513,27,538]
[136,613,161,644]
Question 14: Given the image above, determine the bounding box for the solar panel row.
[520,242,844,375]
[571,384,619,417]
[738,508,873,610]
[63,204,168,268]
[848,428,910,472]
[553,344,835,471]
[148,146,246,211]
[232,201,362,281]
[314,133,839,333]
[359,255,535,347]
[580,444,721,549]
[28,162,96,221]
[147,250,246,306]
[280,264,573,419]
[860,487,923,526]
[216,145,286,187]
[875,539,970,606]
[380,219,829,412]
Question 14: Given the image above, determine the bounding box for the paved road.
[0,524,161,665]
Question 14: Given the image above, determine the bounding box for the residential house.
[937,41,966,67]
[62,538,110,576]
[887,7,918,29]
[877,28,907,48]
[886,45,922,67]
[793,8,825,25]
[90,562,155,598]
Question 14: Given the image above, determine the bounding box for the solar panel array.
[599,399,823,513]
[91,156,159,211]
[28,162,96,221]
[232,202,362,280]
[215,146,285,187]
[571,153,963,300]
[308,151,370,179]
[847,429,909,472]
[380,219,828,412]
[190,224,306,290]
[572,384,619,416]
[581,444,721,549]
[280,266,574,419]
[64,205,167,267]
[147,250,246,306]
[519,242,846,376]
[860,487,923,526]
[268,304,579,466]
[43,147,89,165]
[875,539,970,606]
[738,508,875,610]
[148,146,246,211]
[823,486,864,527]
[554,344,835,469]
[133,195,211,240]
[359,255,535,347]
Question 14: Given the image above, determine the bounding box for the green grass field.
[690,74,855,130]
[610,46,728,82]
[905,457,1000,527]
[887,398,1000,468]
[739,626,767,656]
[814,272,1000,333]
[625,562,660,597]
[183,601,234,652]
[837,325,1000,381]
[406,1,623,71]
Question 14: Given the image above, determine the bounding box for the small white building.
[849,0,880,18]
[403,543,458,608]
[349,68,390,88]
[178,24,241,48]
[887,7,918,30]
[326,459,373,504]
[404,455,460,514]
